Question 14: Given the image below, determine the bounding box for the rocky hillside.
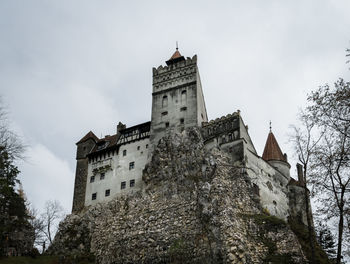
[49,128,308,263]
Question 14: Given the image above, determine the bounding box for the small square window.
[100,173,105,180]
[92,193,97,200]
[90,176,95,183]
[137,146,140,150]
[180,118,184,124]
[180,107,187,111]
[129,162,135,170]
[105,189,110,197]
[130,179,135,187]
[123,150,127,156]
[146,144,148,149]
[165,122,169,128]
[121,181,126,190]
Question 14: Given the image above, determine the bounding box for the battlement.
[201,112,240,142]
[152,55,198,93]
[152,55,197,76]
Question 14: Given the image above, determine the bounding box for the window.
[162,95,168,107]
[92,193,97,200]
[180,118,184,124]
[180,107,187,111]
[105,189,110,197]
[165,122,169,128]
[129,162,135,170]
[121,181,126,189]
[130,179,135,187]
[90,176,95,183]
[100,173,105,180]
[146,144,148,149]
[162,111,168,116]
[137,146,140,150]
[181,90,187,102]
[123,150,127,156]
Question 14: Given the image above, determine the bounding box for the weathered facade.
[72,49,307,224]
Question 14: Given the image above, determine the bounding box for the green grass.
[289,217,331,264]
[0,256,59,264]
[0,255,94,264]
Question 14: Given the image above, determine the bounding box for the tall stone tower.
[150,49,208,146]
[72,131,98,213]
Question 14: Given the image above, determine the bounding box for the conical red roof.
[166,48,185,65]
[262,132,286,162]
[169,50,182,60]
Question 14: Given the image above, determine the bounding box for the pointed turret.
[262,131,286,162]
[166,48,185,65]
[262,128,290,178]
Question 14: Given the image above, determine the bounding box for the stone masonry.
[51,128,307,264]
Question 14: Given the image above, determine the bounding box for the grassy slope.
[0,256,94,264]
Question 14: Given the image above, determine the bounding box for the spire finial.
[269,120,272,132]
[176,41,178,50]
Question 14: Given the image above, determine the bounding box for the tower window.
[129,162,135,170]
[165,122,169,128]
[162,111,168,116]
[162,95,168,107]
[100,173,105,180]
[92,193,97,200]
[180,107,187,111]
[137,146,140,150]
[123,150,127,156]
[180,118,184,124]
[121,181,126,190]
[130,179,135,187]
[146,144,148,149]
[90,176,95,183]
[181,90,187,103]
[105,189,110,197]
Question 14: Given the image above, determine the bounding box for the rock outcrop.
[50,128,307,263]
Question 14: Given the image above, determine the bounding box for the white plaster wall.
[85,138,150,207]
[245,150,290,220]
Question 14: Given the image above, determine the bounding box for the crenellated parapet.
[201,112,241,144]
[152,55,198,93]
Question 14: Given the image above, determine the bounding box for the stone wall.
[52,128,307,263]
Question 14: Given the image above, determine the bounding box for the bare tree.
[0,99,26,161]
[306,79,350,264]
[28,206,45,249]
[40,200,65,246]
[290,111,324,264]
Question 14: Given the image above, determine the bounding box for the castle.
[72,49,307,223]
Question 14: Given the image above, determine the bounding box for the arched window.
[162,95,168,107]
[181,90,187,103]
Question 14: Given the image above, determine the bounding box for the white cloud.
[18,144,74,214]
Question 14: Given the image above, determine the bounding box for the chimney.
[296,163,304,184]
[117,122,126,133]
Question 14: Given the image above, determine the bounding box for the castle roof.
[262,131,286,162]
[76,131,99,145]
[166,48,185,65]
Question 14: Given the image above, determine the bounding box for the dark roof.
[166,49,185,65]
[262,131,286,162]
[89,134,120,154]
[119,121,151,134]
[76,131,99,145]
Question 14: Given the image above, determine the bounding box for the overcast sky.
[0,1,349,215]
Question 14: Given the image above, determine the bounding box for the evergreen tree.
[316,223,337,260]
[0,146,33,256]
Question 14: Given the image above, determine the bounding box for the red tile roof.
[262,132,286,162]
[169,50,182,60]
[76,131,99,144]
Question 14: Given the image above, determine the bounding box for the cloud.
[18,143,74,213]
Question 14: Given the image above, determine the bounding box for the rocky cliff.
[50,128,308,263]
